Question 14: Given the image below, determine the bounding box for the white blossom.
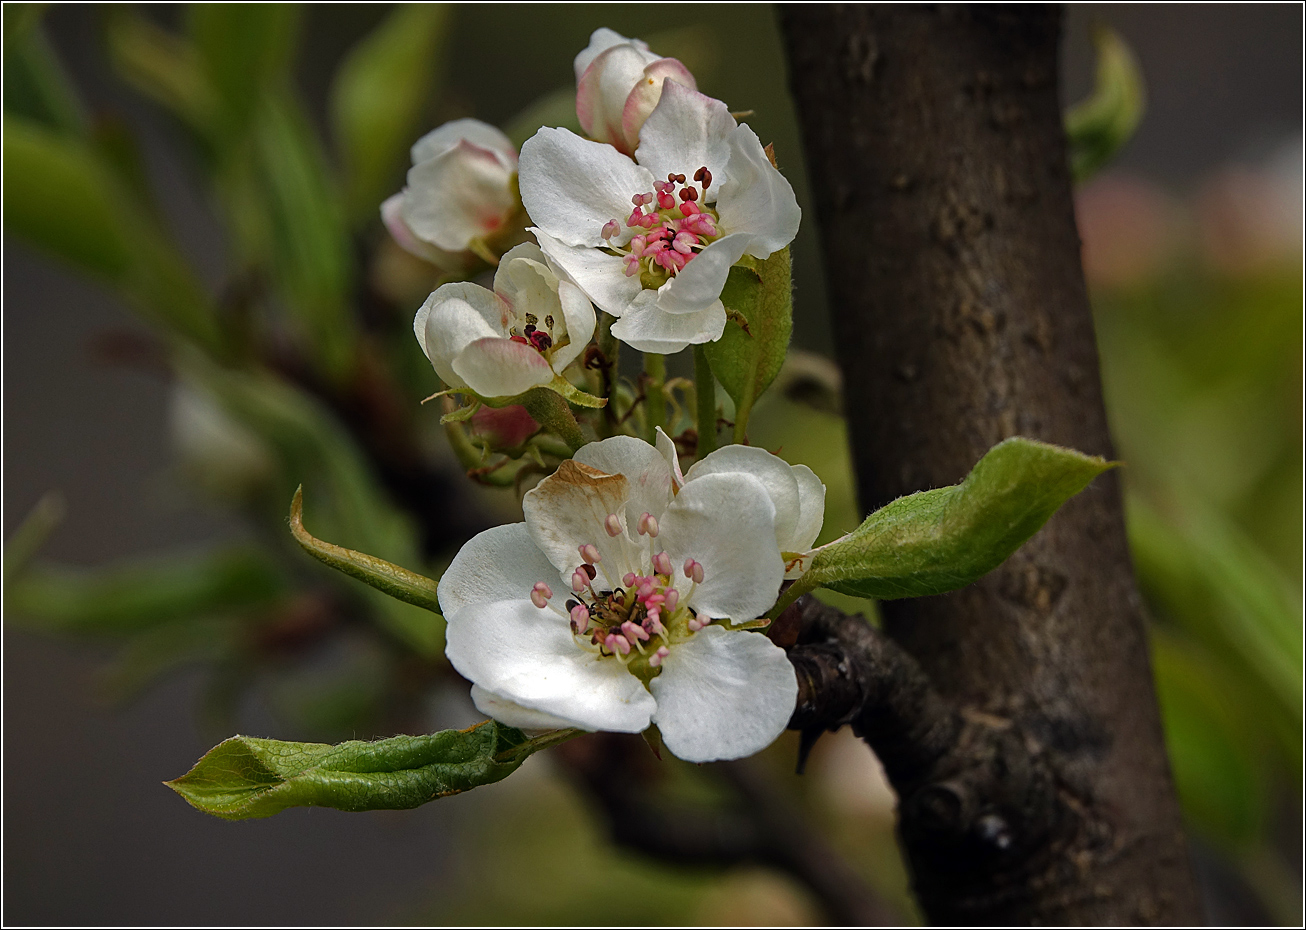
[383,119,519,266]
[414,242,595,399]
[573,27,698,157]
[438,431,825,762]
[519,81,801,354]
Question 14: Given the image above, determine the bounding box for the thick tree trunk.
[780,5,1201,924]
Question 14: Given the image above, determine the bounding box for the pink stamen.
[605,633,631,655]
[571,570,590,593]
[648,646,671,668]
[632,192,653,207]
[570,603,591,634]
[687,617,706,633]
[530,582,552,609]
[663,588,679,612]
[637,512,660,537]
[579,543,601,565]
[622,620,649,643]
[683,558,705,584]
[601,219,620,240]
[604,514,622,537]
[652,551,673,576]
[623,572,637,588]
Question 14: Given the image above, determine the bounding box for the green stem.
[597,312,619,438]
[521,388,586,452]
[732,390,756,445]
[499,727,585,762]
[643,352,666,443]
[765,575,819,621]
[694,345,718,457]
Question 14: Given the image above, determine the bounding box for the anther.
[648,646,671,668]
[652,551,673,576]
[570,603,591,634]
[663,588,680,612]
[683,558,705,584]
[605,633,632,656]
[604,514,622,537]
[571,570,589,594]
[687,616,706,632]
[623,572,637,587]
[622,620,649,643]
[578,544,601,565]
[601,219,620,240]
[637,512,660,537]
[678,187,698,202]
[579,563,597,581]
[693,166,712,190]
[530,582,553,609]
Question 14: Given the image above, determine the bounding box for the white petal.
[446,597,655,733]
[574,28,648,82]
[471,685,581,731]
[437,523,560,616]
[522,459,642,580]
[519,127,653,247]
[418,285,507,388]
[382,192,451,264]
[656,232,752,315]
[650,625,797,763]
[412,118,516,168]
[532,228,643,318]
[634,80,736,195]
[789,464,826,554]
[610,290,726,354]
[573,435,675,531]
[715,123,801,259]
[686,445,802,552]
[657,472,785,621]
[654,426,685,491]
[551,280,597,371]
[576,43,659,150]
[452,337,554,398]
[621,59,698,155]
[403,141,518,252]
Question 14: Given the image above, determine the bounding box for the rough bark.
[780,5,1201,924]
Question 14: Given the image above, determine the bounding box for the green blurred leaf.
[3,116,220,351]
[187,2,299,138]
[1065,25,1145,183]
[167,721,575,820]
[330,3,452,221]
[4,546,286,636]
[503,86,581,149]
[100,616,236,703]
[3,18,86,135]
[3,3,47,51]
[704,248,792,443]
[290,486,442,616]
[798,437,1113,602]
[3,491,65,582]
[105,10,214,135]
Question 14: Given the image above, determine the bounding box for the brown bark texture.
[780,5,1201,924]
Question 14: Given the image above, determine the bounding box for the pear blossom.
[519,81,801,354]
[438,431,825,762]
[414,242,595,399]
[574,27,698,157]
[382,119,520,267]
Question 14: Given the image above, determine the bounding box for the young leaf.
[289,486,442,617]
[797,437,1114,602]
[1065,26,1145,184]
[703,248,792,442]
[329,3,453,221]
[167,721,577,820]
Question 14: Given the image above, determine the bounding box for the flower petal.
[523,459,642,580]
[610,291,726,354]
[574,27,648,83]
[446,597,655,733]
[620,58,698,154]
[411,118,516,168]
[437,523,560,617]
[417,284,507,388]
[574,435,675,530]
[650,625,797,763]
[657,472,785,621]
[654,426,685,491]
[715,123,801,259]
[686,445,802,551]
[634,80,736,197]
[532,227,643,318]
[470,685,579,731]
[403,140,518,252]
[452,336,554,398]
[519,127,653,248]
[655,232,752,315]
[552,280,597,371]
[576,43,659,151]
[382,192,452,265]
[789,464,826,554]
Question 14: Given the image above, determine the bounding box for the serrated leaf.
[290,486,442,617]
[703,248,792,441]
[330,3,453,221]
[1065,26,1145,183]
[801,437,1113,600]
[167,721,571,820]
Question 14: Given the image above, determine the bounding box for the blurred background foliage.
[3,3,1300,925]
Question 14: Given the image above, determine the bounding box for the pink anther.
[621,620,649,643]
[571,570,590,593]
[683,558,704,584]
[604,514,623,537]
[530,582,552,609]
[579,543,601,565]
[687,616,705,632]
[601,219,620,240]
[637,512,660,537]
[663,588,679,612]
[652,551,673,575]
[570,603,591,634]
[605,632,632,655]
[648,646,671,668]
[623,572,637,588]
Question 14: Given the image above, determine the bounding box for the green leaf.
[1065,26,1145,183]
[703,248,792,443]
[167,721,577,820]
[290,486,443,618]
[3,491,64,582]
[329,3,453,221]
[2,116,220,351]
[3,18,86,136]
[796,437,1113,603]
[187,2,299,139]
[4,546,286,636]
[104,10,214,135]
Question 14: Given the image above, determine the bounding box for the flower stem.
[597,312,619,438]
[643,352,666,442]
[694,345,717,457]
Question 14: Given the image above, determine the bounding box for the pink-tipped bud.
[663,588,680,612]
[623,571,637,588]
[604,513,622,537]
[652,551,673,576]
[579,543,601,565]
[570,604,591,634]
[601,219,620,240]
[648,646,671,668]
[530,582,552,609]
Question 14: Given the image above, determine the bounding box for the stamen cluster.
[600,168,719,281]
